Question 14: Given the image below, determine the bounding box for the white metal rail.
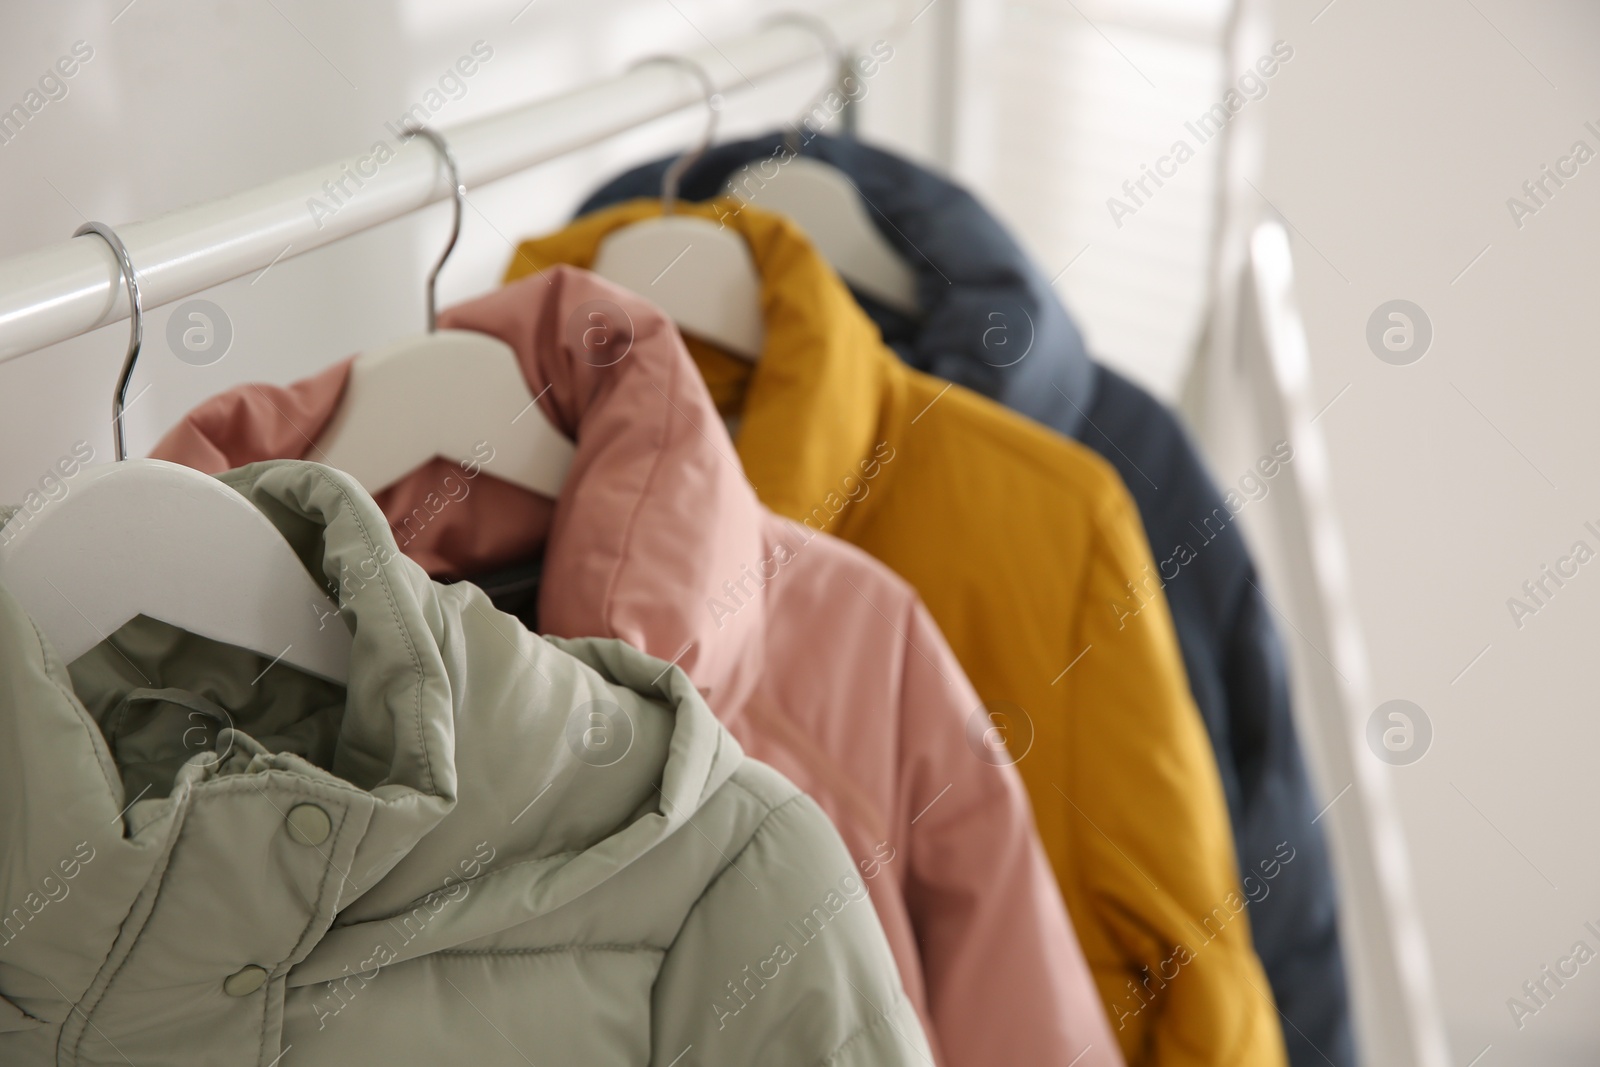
[1191,221,1452,1067]
[0,0,906,364]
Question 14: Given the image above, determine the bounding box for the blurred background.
[2,0,1597,1061]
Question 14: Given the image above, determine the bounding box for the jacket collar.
[132,459,460,894]
[437,266,774,713]
[575,132,1098,436]
[0,458,740,989]
[507,201,903,545]
[228,453,742,972]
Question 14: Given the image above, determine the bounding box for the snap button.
[286,803,332,846]
[223,965,268,997]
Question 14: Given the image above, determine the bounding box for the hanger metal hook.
[765,12,845,152]
[404,123,465,332]
[633,54,721,214]
[73,221,143,462]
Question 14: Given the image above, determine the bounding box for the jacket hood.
[575,131,1098,436]
[0,458,739,1005]
[151,265,775,718]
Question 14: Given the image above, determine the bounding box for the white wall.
[952,0,1234,399]
[0,0,941,493]
[1258,0,1600,1061]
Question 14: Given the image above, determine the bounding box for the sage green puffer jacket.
[0,459,930,1066]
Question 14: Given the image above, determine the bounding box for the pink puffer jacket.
[150,266,1122,1067]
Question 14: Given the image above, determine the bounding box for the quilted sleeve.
[1067,487,1288,1067]
[650,771,932,1067]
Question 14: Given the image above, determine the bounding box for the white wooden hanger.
[315,126,575,498]
[727,155,918,316]
[0,223,352,684]
[591,55,765,362]
[726,14,920,317]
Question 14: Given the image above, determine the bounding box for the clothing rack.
[0,4,1445,1060]
[0,0,906,364]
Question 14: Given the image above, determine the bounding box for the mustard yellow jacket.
[507,201,1286,1067]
